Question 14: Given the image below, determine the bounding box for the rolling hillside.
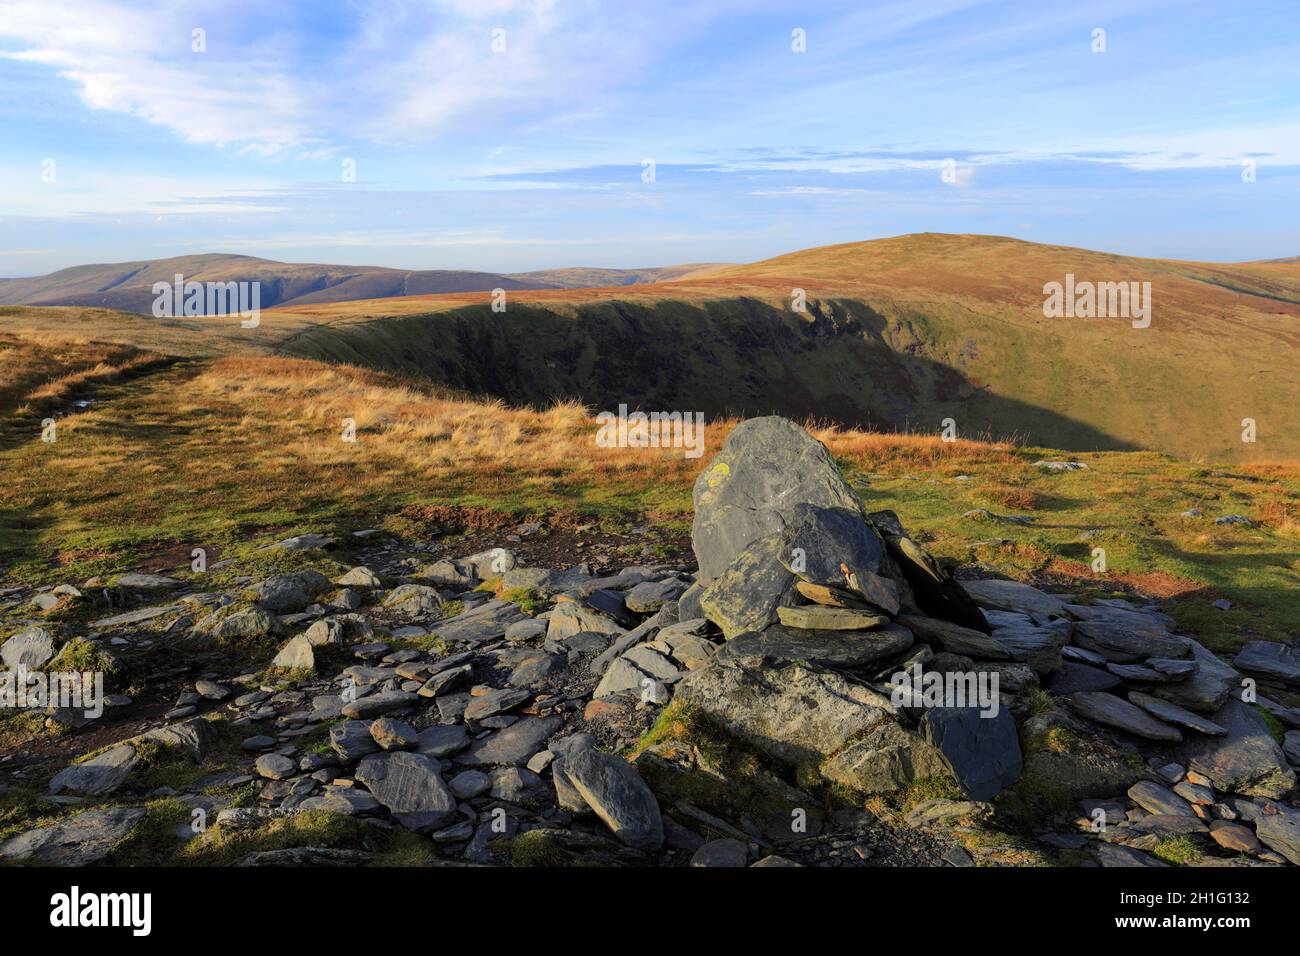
[0,254,724,314]
[3,234,1299,459]
[268,234,1300,460]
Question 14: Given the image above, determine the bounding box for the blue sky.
[1,0,1298,276]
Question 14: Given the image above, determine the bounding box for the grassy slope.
[255,233,1300,460]
[0,344,1297,658]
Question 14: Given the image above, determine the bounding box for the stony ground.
[0,418,1298,868]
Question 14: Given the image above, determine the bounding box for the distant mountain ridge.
[0,253,726,314]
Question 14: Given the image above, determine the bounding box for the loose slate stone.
[341,691,418,719]
[794,581,871,609]
[330,720,381,761]
[0,807,146,865]
[1153,640,1237,714]
[1,625,55,670]
[1046,661,1122,695]
[675,656,891,767]
[435,600,527,645]
[690,838,749,867]
[369,717,419,750]
[990,624,1064,674]
[919,706,1022,801]
[777,502,884,587]
[255,753,297,780]
[1067,691,1183,741]
[456,716,563,766]
[298,789,381,815]
[1068,609,1191,663]
[271,634,315,670]
[719,623,913,669]
[961,578,1068,619]
[1253,801,1300,864]
[701,533,799,640]
[624,578,689,613]
[1094,842,1168,867]
[559,746,664,851]
[1208,820,1261,853]
[463,687,530,721]
[1233,641,1300,685]
[415,724,470,758]
[820,721,951,795]
[354,751,457,831]
[898,614,1009,660]
[775,605,889,631]
[1128,780,1195,817]
[691,415,865,582]
[1127,691,1227,736]
[48,744,139,796]
[1181,699,1296,799]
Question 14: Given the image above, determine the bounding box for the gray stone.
[330,720,381,761]
[820,721,951,795]
[194,679,229,700]
[415,724,470,758]
[383,584,443,617]
[354,751,457,831]
[625,578,689,613]
[777,501,884,587]
[962,579,1068,619]
[1047,661,1122,695]
[701,533,799,640]
[435,600,527,644]
[336,566,382,588]
[257,570,332,613]
[369,717,419,750]
[1068,691,1182,741]
[676,655,891,767]
[508,652,567,688]
[898,614,1009,660]
[1094,842,1169,867]
[255,753,297,780]
[920,706,1022,801]
[1153,640,1237,714]
[989,624,1065,674]
[690,838,749,867]
[298,789,381,815]
[1208,820,1261,853]
[271,634,315,670]
[48,744,139,796]
[457,716,562,766]
[464,687,530,721]
[1182,699,1296,799]
[1253,801,1300,864]
[775,605,889,630]
[691,416,864,582]
[1128,780,1195,817]
[341,691,418,719]
[559,746,664,851]
[719,622,912,669]
[1,625,55,670]
[1234,641,1300,685]
[490,766,542,802]
[449,769,492,798]
[0,807,145,865]
[1127,691,1228,736]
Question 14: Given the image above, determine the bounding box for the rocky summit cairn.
[681,416,1021,804]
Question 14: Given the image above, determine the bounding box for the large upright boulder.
[691,417,863,582]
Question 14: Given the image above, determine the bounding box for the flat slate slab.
[1127,691,1228,736]
[456,716,562,766]
[720,622,912,669]
[0,807,145,865]
[1047,661,1122,695]
[1234,641,1300,685]
[775,605,889,631]
[90,604,184,629]
[1068,691,1183,741]
[435,600,528,645]
[1181,699,1296,799]
[962,579,1068,619]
